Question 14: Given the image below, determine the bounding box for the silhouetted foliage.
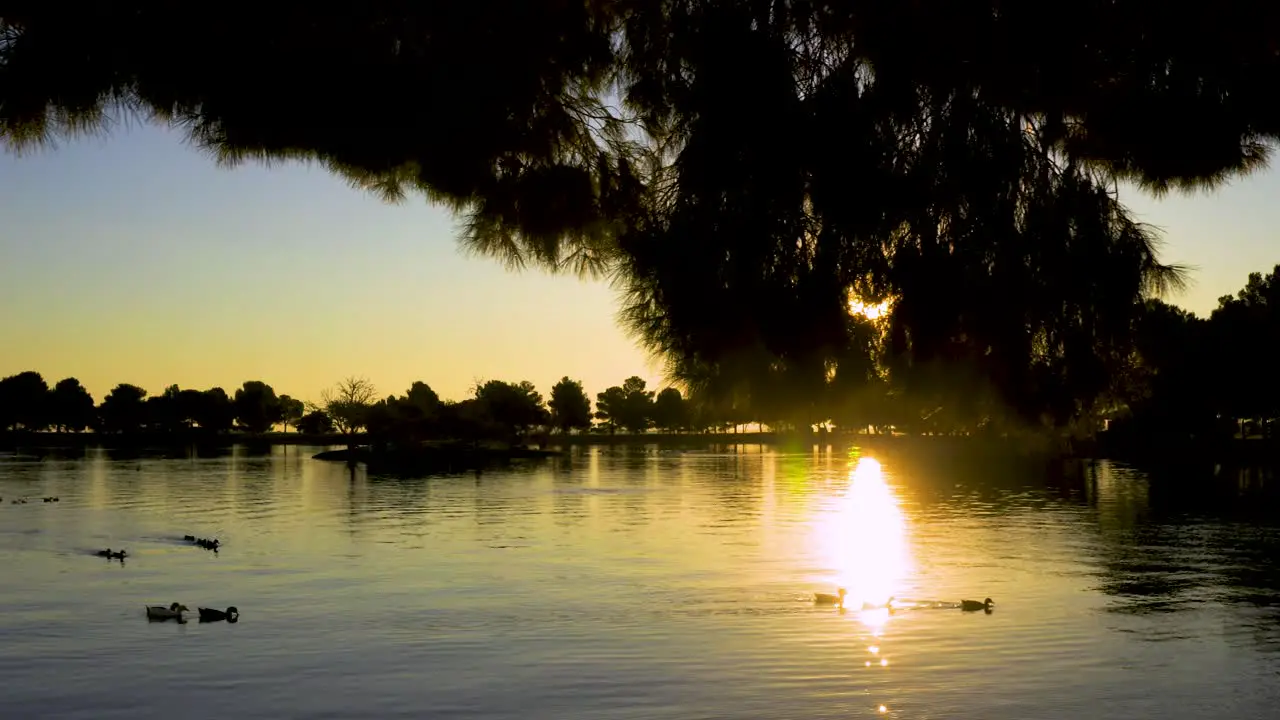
[194,388,235,433]
[0,371,49,431]
[548,377,592,434]
[595,377,654,434]
[97,384,148,434]
[1211,267,1280,426]
[651,387,690,432]
[319,377,378,435]
[49,377,95,432]
[296,410,335,435]
[365,381,444,444]
[233,381,283,434]
[436,399,493,444]
[473,380,550,441]
[5,1,1246,427]
[146,385,185,433]
[1104,266,1280,445]
[278,395,305,432]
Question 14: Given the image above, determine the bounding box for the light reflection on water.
[0,444,1278,719]
[812,456,909,610]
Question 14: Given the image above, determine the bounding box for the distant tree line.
[0,372,709,443]
[2,264,1275,445]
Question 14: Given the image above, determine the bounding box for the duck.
[145,603,189,621]
[198,606,240,623]
[190,537,220,550]
[109,550,127,560]
[814,588,848,607]
[960,597,994,612]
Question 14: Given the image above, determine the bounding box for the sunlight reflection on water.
[813,456,910,610]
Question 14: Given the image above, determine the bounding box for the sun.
[849,297,892,321]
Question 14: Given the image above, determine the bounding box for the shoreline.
[2,429,1277,465]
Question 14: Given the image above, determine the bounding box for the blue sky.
[0,124,1275,404]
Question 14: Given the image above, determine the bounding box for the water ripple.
[2,448,1280,718]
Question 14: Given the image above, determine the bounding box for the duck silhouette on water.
[183,536,220,551]
[145,603,189,622]
[95,549,127,561]
[198,606,240,623]
[813,588,847,608]
[960,597,994,613]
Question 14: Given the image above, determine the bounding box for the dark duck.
[198,606,240,623]
[185,536,221,551]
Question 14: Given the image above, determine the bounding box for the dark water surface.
[2,445,1279,719]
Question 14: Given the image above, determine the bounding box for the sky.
[2,124,1278,405]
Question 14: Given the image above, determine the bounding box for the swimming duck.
[145,603,189,620]
[960,597,994,612]
[814,588,848,607]
[189,537,220,550]
[198,606,240,623]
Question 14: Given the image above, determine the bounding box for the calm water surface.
[2,444,1279,719]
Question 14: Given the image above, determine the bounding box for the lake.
[1,443,1279,719]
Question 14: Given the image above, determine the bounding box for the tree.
[146,385,185,433]
[403,382,441,415]
[437,399,493,443]
[0,371,50,431]
[296,410,335,435]
[1112,300,1217,441]
[1209,266,1280,426]
[233,381,283,434]
[174,388,206,430]
[194,388,236,433]
[548,377,592,433]
[98,384,148,434]
[3,2,1232,428]
[278,395,305,432]
[595,377,654,434]
[473,380,550,441]
[650,387,690,433]
[593,386,626,434]
[49,377,95,432]
[319,377,378,435]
